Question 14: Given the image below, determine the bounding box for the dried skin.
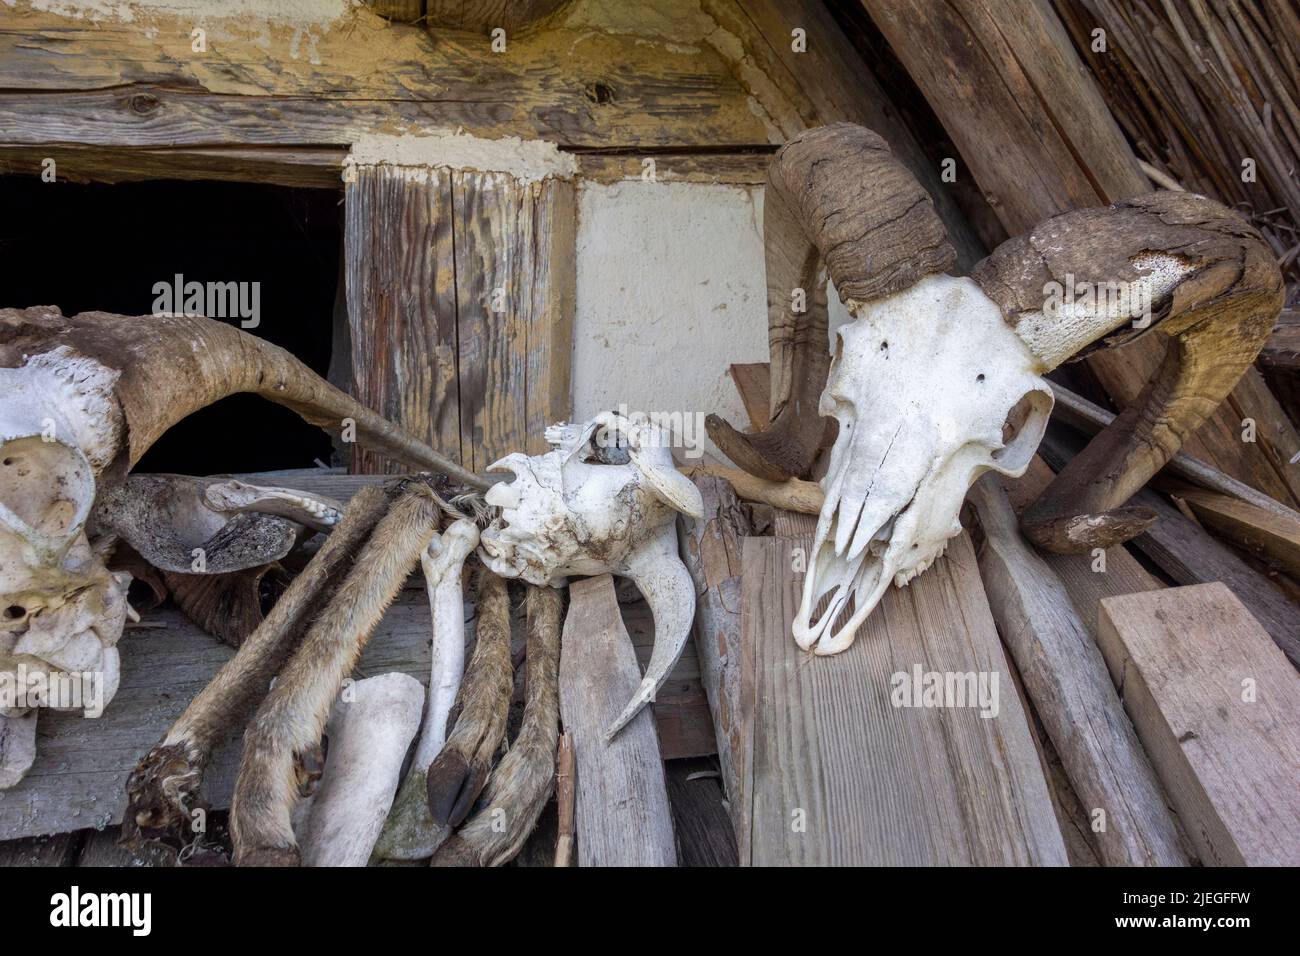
[121,486,389,853]
[230,484,441,865]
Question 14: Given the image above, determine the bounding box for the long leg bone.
[424,566,513,831]
[372,518,480,860]
[432,583,563,867]
[298,672,424,868]
[230,483,442,866]
[122,486,390,850]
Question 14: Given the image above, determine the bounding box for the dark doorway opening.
[0,176,342,475]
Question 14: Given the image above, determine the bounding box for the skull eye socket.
[3,605,27,622]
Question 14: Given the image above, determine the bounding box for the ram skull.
[708,124,1281,655]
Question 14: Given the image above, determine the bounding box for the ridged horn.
[0,307,487,490]
[971,192,1283,553]
[706,123,955,480]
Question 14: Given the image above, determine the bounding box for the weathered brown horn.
[0,307,486,490]
[972,192,1283,554]
[705,123,955,480]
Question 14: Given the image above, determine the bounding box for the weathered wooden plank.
[1098,583,1300,866]
[0,591,433,841]
[451,171,575,472]
[711,0,986,268]
[0,7,772,151]
[1175,485,1300,579]
[0,145,345,189]
[346,165,461,473]
[743,533,1067,865]
[859,0,1300,508]
[1130,488,1300,668]
[557,575,675,867]
[1002,457,1163,641]
[969,475,1189,865]
[728,361,772,430]
[678,474,752,836]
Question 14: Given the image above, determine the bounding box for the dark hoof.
[426,750,489,828]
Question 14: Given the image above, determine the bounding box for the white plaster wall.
[573,180,770,461]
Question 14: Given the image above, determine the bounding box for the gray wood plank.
[744,533,1068,866]
[558,574,675,867]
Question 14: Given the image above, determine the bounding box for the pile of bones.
[0,122,1280,865]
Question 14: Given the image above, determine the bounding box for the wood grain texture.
[0,7,771,152]
[452,172,575,471]
[678,474,753,837]
[1130,489,1300,668]
[1175,486,1300,579]
[346,166,574,475]
[558,575,675,867]
[1098,583,1300,866]
[1002,457,1163,643]
[710,0,986,269]
[969,475,1189,865]
[346,166,460,473]
[742,533,1067,865]
[0,592,434,841]
[860,0,1300,509]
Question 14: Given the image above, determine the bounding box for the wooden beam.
[345,165,461,472]
[0,145,345,189]
[557,575,675,866]
[1173,486,1300,579]
[741,533,1067,865]
[344,165,575,473]
[969,475,1189,865]
[708,0,986,269]
[1098,583,1300,866]
[452,171,576,470]
[0,6,772,152]
[860,0,1300,509]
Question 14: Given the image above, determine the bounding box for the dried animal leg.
[433,583,563,867]
[231,483,443,865]
[425,566,513,830]
[299,672,424,867]
[121,486,388,851]
[373,518,479,861]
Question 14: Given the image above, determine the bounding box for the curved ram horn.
[0,307,486,490]
[705,124,956,480]
[972,192,1283,554]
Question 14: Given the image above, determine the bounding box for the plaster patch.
[573,180,770,461]
[343,131,578,184]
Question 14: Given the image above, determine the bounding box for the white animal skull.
[478,412,703,737]
[796,275,1052,654]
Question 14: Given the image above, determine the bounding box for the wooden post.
[558,575,675,866]
[969,475,1189,866]
[345,163,575,474]
[741,533,1067,865]
[678,474,753,839]
[1098,583,1300,866]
